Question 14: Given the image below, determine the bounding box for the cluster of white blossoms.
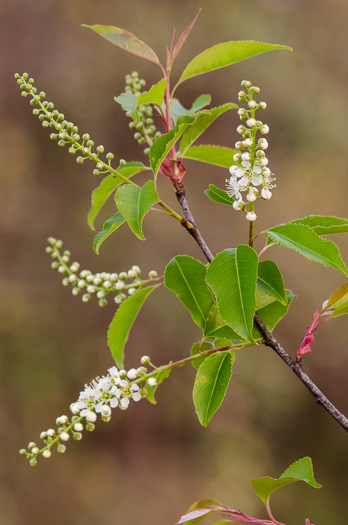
[46,237,161,306]
[20,357,158,465]
[226,80,276,221]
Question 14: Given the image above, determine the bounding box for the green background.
[1,0,347,523]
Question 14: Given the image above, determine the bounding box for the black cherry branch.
[171,179,348,432]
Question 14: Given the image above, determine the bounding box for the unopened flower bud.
[148,377,157,387]
[246,211,257,221]
[260,124,269,134]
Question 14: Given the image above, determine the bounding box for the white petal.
[110,397,119,408]
[252,175,263,186]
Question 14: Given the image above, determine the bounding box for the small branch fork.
[174,185,348,432]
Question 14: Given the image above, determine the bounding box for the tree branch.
[174,184,348,432]
[175,184,214,262]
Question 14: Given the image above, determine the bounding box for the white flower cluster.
[226,80,276,221]
[46,237,160,306]
[20,360,159,465]
[14,73,118,177]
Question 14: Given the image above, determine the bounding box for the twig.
[175,183,214,262]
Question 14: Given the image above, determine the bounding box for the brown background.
[1,0,347,524]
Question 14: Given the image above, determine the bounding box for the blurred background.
[1,0,347,523]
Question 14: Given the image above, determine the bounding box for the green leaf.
[251,457,321,506]
[329,302,348,318]
[267,224,348,277]
[164,255,214,330]
[114,92,138,121]
[204,184,234,205]
[187,146,237,168]
[107,286,157,368]
[253,289,295,335]
[93,212,125,254]
[116,80,167,121]
[193,351,234,426]
[290,215,348,235]
[179,104,237,157]
[145,368,171,404]
[326,283,348,308]
[170,95,211,125]
[204,303,244,340]
[178,41,292,85]
[115,180,158,240]
[149,115,195,176]
[82,24,162,68]
[257,260,287,306]
[206,246,258,342]
[137,78,166,106]
[88,162,149,230]
[325,283,348,319]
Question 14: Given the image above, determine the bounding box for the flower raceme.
[226,80,275,221]
[19,362,158,465]
[46,237,161,306]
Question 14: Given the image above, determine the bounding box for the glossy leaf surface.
[178,40,292,84]
[204,303,243,340]
[93,212,125,254]
[187,146,237,168]
[149,115,195,175]
[179,104,237,157]
[251,457,321,505]
[204,183,234,205]
[253,290,295,335]
[206,246,258,342]
[290,215,348,235]
[267,224,348,276]
[193,351,234,426]
[108,286,157,368]
[257,260,287,305]
[164,255,214,330]
[88,162,149,230]
[115,180,158,240]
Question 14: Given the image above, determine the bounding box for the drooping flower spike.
[46,237,161,307]
[19,359,159,465]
